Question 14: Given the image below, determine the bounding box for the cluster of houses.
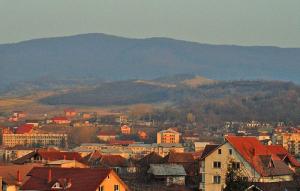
[2,109,300,190]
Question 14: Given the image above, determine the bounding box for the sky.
[0,0,300,47]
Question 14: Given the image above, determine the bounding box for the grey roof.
[148,164,186,176]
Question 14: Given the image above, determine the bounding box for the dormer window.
[52,182,62,189]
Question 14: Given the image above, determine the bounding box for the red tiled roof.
[21,167,112,191]
[0,163,42,185]
[225,136,294,177]
[38,151,82,161]
[267,145,300,167]
[16,124,34,134]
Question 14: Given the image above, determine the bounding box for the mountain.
[1,33,300,91]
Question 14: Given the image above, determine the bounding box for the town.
[1,108,300,191]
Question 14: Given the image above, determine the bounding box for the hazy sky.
[1,0,300,47]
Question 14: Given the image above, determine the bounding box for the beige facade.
[273,132,300,156]
[200,143,293,191]
[2,133,68,148]
[157,128,180,144]
[99,170,129,191]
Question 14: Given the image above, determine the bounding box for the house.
[138,130,147,140]
[13,150,82,164]
[147,164,186,186]
[0,163,42,191]
[162,152,198,187]
[121,125,131,135]
[45,159,87,168]
[20,167,130,191]
[199,136,300,191]
[157,128,180,144]
[64,108,77,117]
[97,131,118,142]
[51,116,70,124]
[272,131,300,156]
[3,146,34,161]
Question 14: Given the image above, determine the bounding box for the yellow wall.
[98,171,128,191]
[201,142,293,191]
[157,131,180,144]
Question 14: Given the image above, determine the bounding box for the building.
[199,136,300,191]
[13,150,82,164]
[0,163,42,191]
[2,132,68,148]
[46,160,87,168]
[20,167,130,191]
[97,132,118,142]
[138,130,147,140]
[51,116,71,124]
[120,125,131,135]
[64,108,77,117]
[147,164,186,186]
[272,132,300,156]
[157,128,180,144]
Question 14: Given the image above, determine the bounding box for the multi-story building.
[199,136,300,191]
[120,125,131,135]
[2,133,68,148]
[272,132,300,156]
[157,128,180,144]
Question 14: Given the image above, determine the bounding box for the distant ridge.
[1,33,300,91]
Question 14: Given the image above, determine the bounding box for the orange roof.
[225,136,294,176]
[16,124,34,134]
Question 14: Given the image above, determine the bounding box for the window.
[229,149,232,155]
[100,186,104,191]
[213,175,221,184]
[232,162,240,169]
[213,161,221,168]
[114,185,119,191]
[218,149,222,154]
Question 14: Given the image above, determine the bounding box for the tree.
[224,165,249,191]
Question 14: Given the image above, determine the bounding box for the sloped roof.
[15,124,34,134]
[0,163,42,185]
[163,152,195,163]
[225,136,294,177]
[138,152,163,166]
[100,155,128,167]
[200,144,220,159]
[148,164,186,176]
[13,150,82,164]
[21,167,113,191]
[267,145,300,167]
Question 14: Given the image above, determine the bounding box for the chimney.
[17,170,22,183]
[48,169,52,183]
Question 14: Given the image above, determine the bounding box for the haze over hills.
[1,33,300,92]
